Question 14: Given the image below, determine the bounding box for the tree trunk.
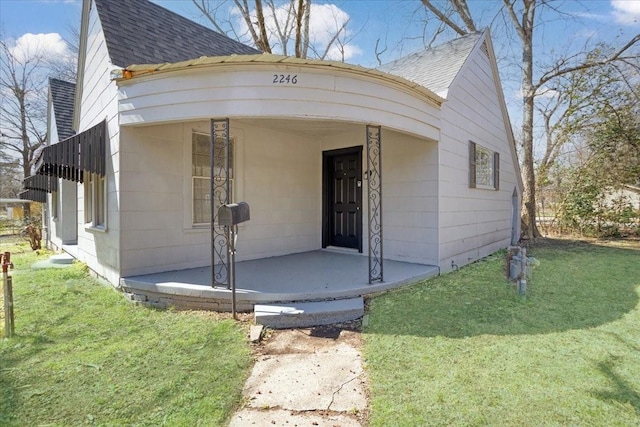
[254,0,272,53]
[294,0,304,57]
[517,0,540,239]
[521,66,538,238]
[21,96,32,220]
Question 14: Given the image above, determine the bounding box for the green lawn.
[364,238,640,426]
[0,240,252,426]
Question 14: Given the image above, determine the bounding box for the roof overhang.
[113,54,443,142]
[118,53,445,107]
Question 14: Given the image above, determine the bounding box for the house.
[604,185,640,212]
[24,0,522,310]
[0,199,33,221]
[45,78,78,249]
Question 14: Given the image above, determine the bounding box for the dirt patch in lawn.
[230,322,369,426]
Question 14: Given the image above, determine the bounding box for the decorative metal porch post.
[211,119,231,288]
[366,125,383,283]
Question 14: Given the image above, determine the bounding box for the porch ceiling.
[235,118,358,138]
[234,118,438,143]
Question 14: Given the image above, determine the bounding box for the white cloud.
[232,3,361,61]
[611,0,640,25]
[536,86,560,99]
[307,4,362,61]
[8,33,71,63]
[513,85,559,100]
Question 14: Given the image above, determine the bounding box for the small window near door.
[469,141,499,190]
[192,132,234,225]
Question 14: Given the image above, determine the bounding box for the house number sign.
[272,74,298,84]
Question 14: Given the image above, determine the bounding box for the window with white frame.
[469,141,499,190]
[84,173,106,228]
[192,132,234,225]
[51,188,59,220]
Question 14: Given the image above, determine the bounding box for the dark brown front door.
[323,148,362,251]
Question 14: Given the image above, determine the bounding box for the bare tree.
[535,46,639,189]
[49,24,79,82]
[0,40,50,217]
[193,0,350,60]
[0,30,77,216]
[420,0,640,239]
[0,151,22,199]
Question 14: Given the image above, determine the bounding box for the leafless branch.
[537,33,640,89]
[374,38,387,66]
[421,0,469,35]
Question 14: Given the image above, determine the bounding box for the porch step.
[254,297,364,329]
[50,253,74,265]
[32,253,75,270]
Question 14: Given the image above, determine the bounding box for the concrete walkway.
[229,326,368,426]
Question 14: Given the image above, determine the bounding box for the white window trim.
[51,187,59,221]
[84,172,107,231]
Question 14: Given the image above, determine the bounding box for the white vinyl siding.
[439,34,518,272]
[74,1,120,284]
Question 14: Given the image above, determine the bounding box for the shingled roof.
[49,78,76,141]
[378,32,483,98]
[94,0,261,68]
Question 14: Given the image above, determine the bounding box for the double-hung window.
[192,132,234,226]
[84,173,106,228]
[469,141,499,190]
[51,187,59,220]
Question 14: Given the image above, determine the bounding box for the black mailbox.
[218,202,250,226]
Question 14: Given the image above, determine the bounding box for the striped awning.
[36,120,106,183]
[23,174,58,192]
[18,175,59,202]
[19,190,46,203]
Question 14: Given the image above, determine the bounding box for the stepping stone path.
[229,326,368,426]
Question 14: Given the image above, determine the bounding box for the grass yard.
[364,238,640,426]
[0,239,252,426]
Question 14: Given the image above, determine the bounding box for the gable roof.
[378,32,483,98]
[94,0,260,68]
[49,78,76,140]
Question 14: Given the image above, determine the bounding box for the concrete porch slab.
[120,250,439,310]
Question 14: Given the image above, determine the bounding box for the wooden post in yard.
[2,251,15,337]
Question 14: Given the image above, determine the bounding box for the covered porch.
[114,56,444,302]
[120,250,439,311]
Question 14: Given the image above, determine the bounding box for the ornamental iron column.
[211,119,231,288]
[366,125,383,283]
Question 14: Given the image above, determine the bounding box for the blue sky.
[2,0,638,68]
[1,0,639,142]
